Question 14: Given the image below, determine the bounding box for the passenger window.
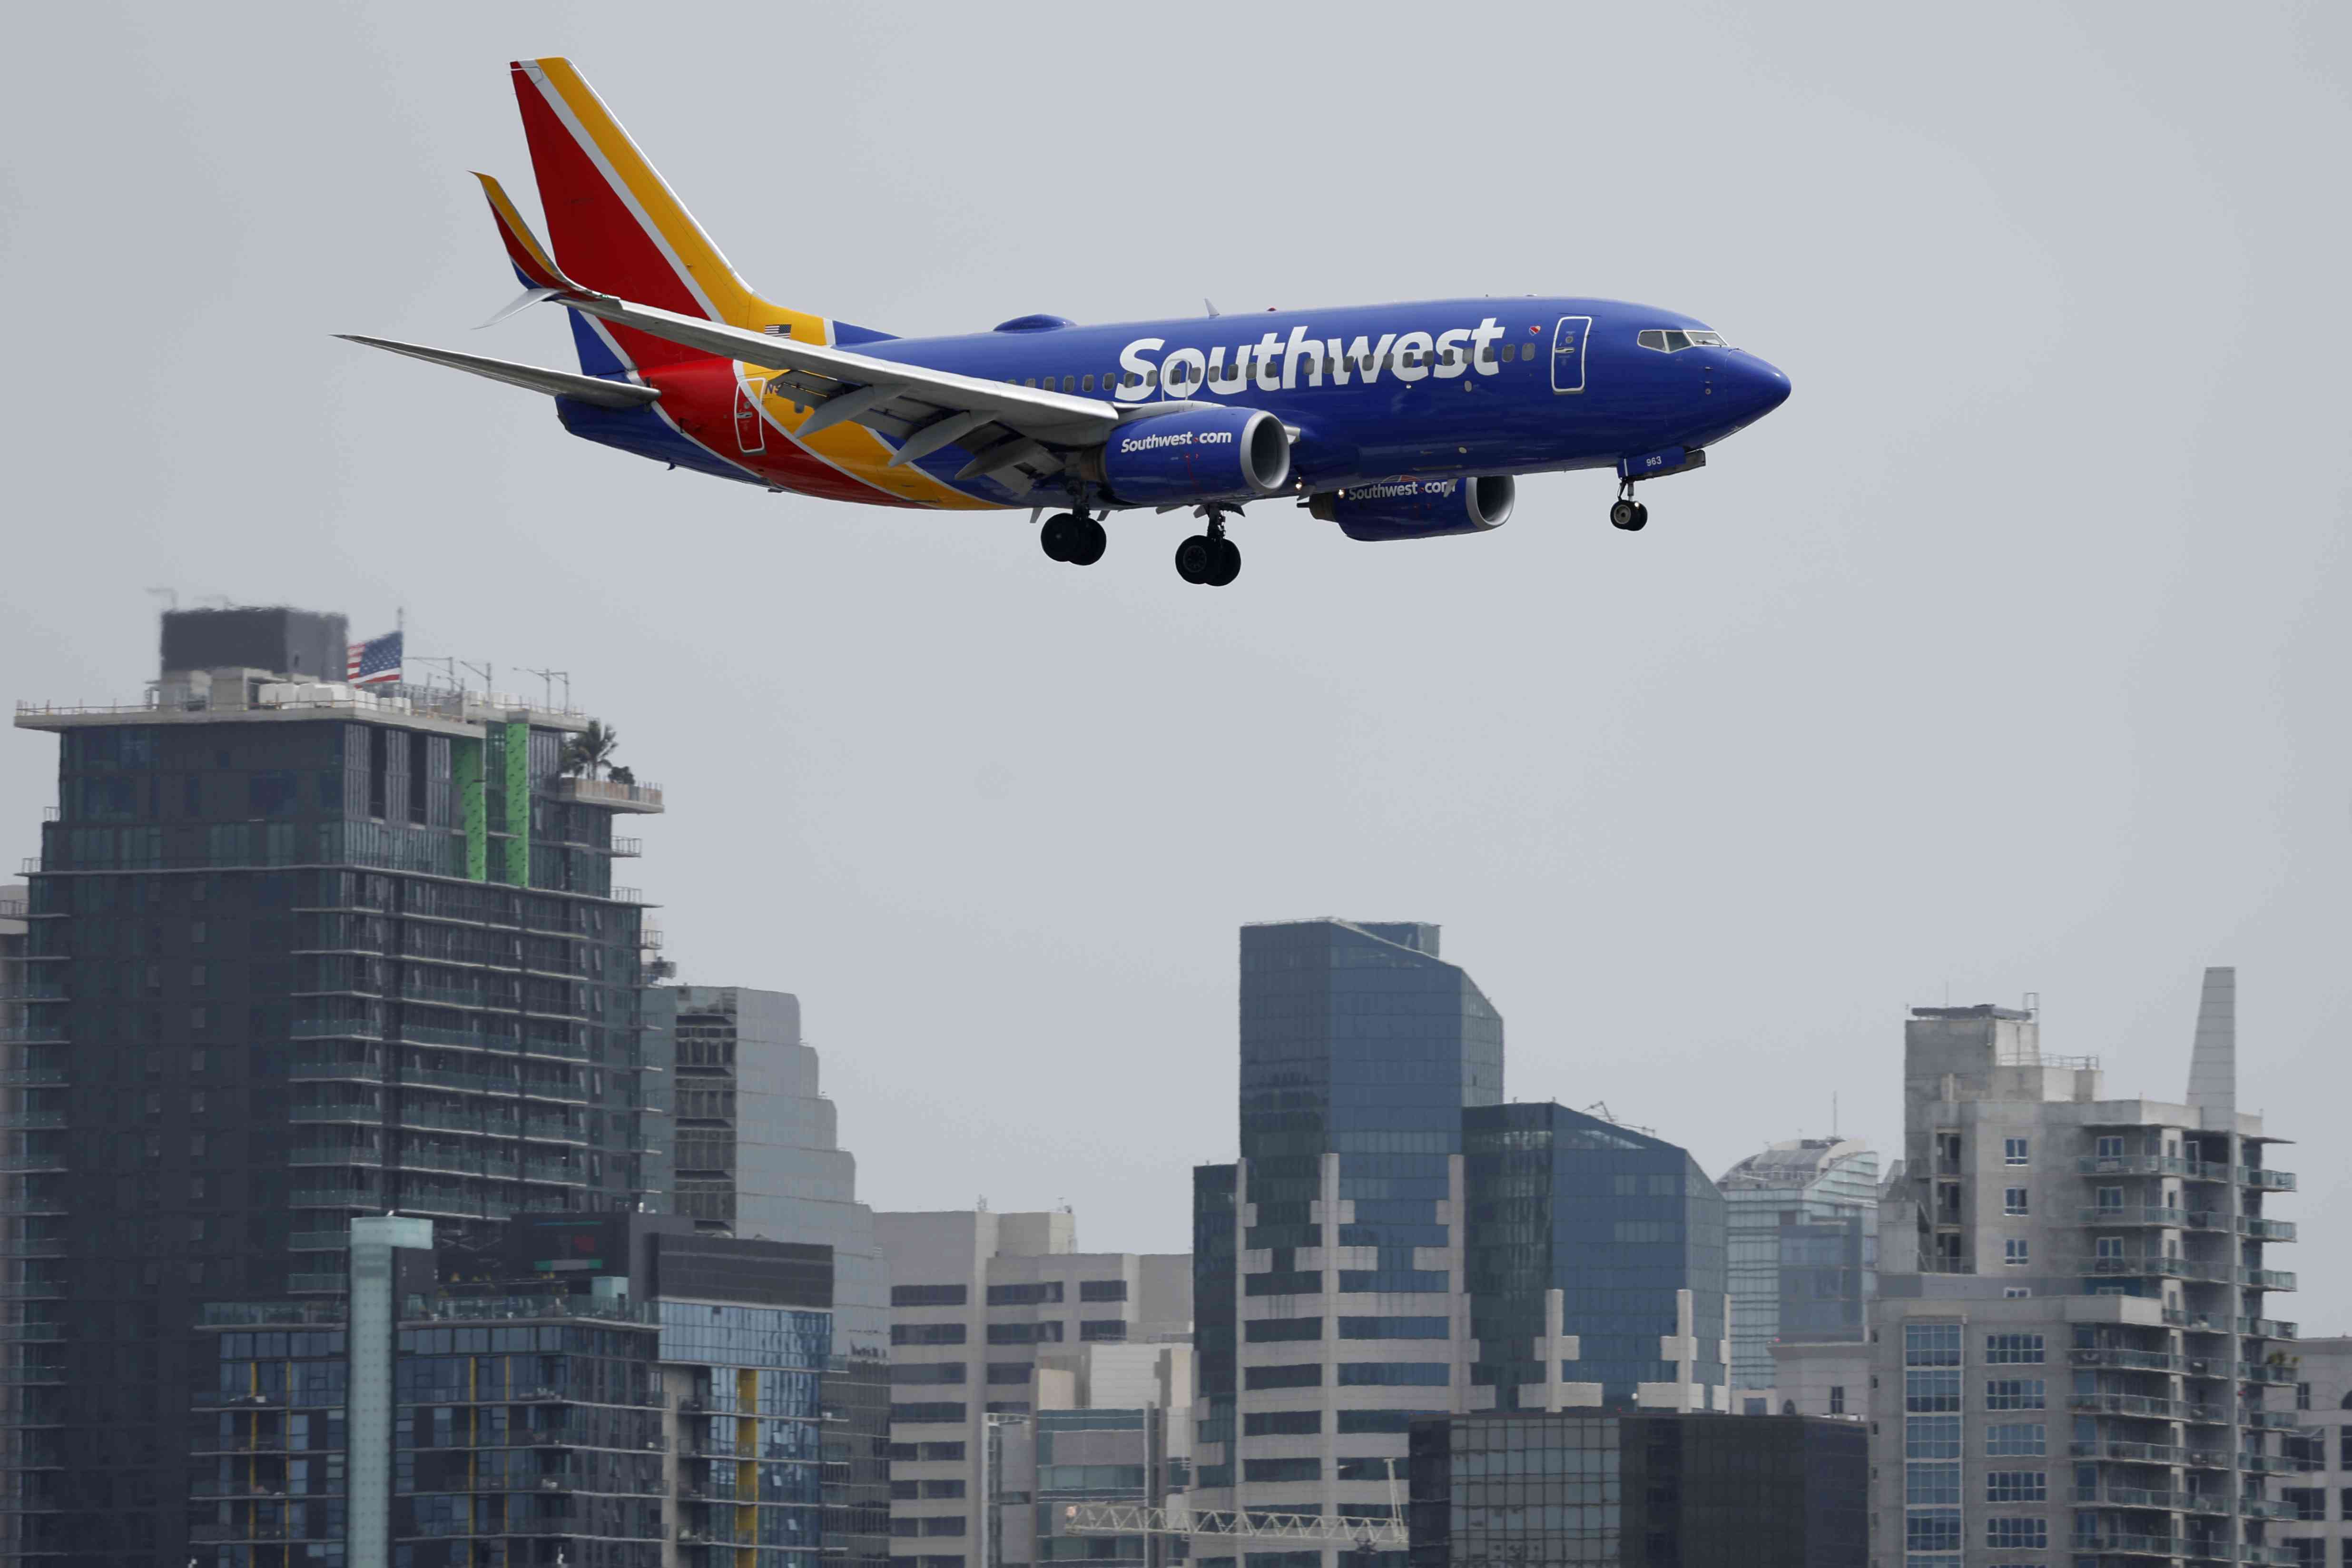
[1082,375,1093,392]
[1062,376,1075,393]
[1479,346,1495,363]
[1024,377,1038,388]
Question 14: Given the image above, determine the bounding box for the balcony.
[290,1058,384,1084]
[2238,1363,2299,1385]
[2071,1534,2181,1558]
[2081,1205,2189,1227]
[2235,1451,2306,1475]
[1919,1257,1974,1275]
[399,1067,520,1097]
[197,1302,347,1327]
[291,1019,381,1041]
[287,1272,346,1293]
[2078,1486,2222,1513]
[2070,1392,2188,1420]
[2072,1348,2186,1372]
[2243,1410,2309,1430]
[289,1104,380,1126]
[287,1231,350,1252]
[551,777,665,814]
[610,836,642,858]
[2244,1168,2296,1191]
[287,1187,377,1209]
[2074,1440,2191,1464]
[2078,1155,2193,1177]
[287,1142,383,1168]
[2240,1218,2296,1242]
[2244,1268,2296,1291]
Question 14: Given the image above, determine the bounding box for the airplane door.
[1551,316,1591,394]
[735,378,767,453]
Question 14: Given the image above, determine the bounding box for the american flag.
[346,630,403,687]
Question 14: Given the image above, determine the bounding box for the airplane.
[344,58,1791,587]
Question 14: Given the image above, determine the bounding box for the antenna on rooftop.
[522,667,572,712]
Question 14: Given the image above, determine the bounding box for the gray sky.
[4,4,2347,1319]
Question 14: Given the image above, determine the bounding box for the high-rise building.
[1869,973,2299,1567]
[877,1209,1190,1568]
[986,1354,1193,1568]
[190,1210,835,1566]
[1715,1136,1879,1390]
[1462,1101,1730,1413]
[2271,1338,2350,1566]
[1405,1410,1868,1567]
[4,605,669,1566]
[1190,918,1504,1568]
[670,985,890,1568]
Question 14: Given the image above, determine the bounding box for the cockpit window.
[1638,328,1730,353]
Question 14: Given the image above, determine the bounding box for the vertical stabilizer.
[2186,966,2236,1116]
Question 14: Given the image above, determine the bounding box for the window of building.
[1828,1386,1845,1415]
[1078,1320,1127,1342]
[2296,1382,2312,1411]
[1743,1397,1768,1416]
[986,1322,1063,1345]
[892,1323,967,1346]
[1335,1410,1441,1434]
[1906,1372,1961,1413]
[889,1402,967,1425]
[2096,1236,2124,1260]
[919,1442,965,1462]
[2283,1541,2324,1568]
[1985,1379,2046,1411]
[1905,1323,1962,1366]
[1905,1510,1961,1552]
[1985,1334,2044,1364]
[1986,1518,2047,1550]
[1243,1459,1320,1484]
[2095,1135,2125,1159]
[2282,1488,2324,1521]
[921,1518,967,1538]
[1078,1279,1128,1302]
[1244,1364,1321,1390]
[1245,1410,1321,1437]
[1245,1318,1321,1343]
[892,1284,968,1308]
[1336,1316,1449,1340]
[1335,1362,1449,1387]
[985,1363,1030,1385]
[918,1557,965,1568]
[1986,1423,2046,1456]
[2002,1287,2032,1299]
[2003,1238,2029,1266]
[889,1362,966,1385]
[923,1480,966,1500]
[2003,1137,2029,1165]
[1905,1463,1960,1504]
[987,1281,1064,1306]
[890,1480,919,1500]
[2095,1185,2125,1211]
[2002,1187,2028,1216]
[1985,1470,2046,1502]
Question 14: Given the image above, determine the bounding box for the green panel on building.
[502,719,531,888]
[454,737,487,882]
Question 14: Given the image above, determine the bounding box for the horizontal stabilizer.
[336,335,659,410]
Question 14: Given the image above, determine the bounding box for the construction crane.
[1062,1500,1404,1551]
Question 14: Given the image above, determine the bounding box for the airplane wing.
[555,293,1121,483]
[336,334,661,409]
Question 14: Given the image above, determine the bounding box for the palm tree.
[563,721,620,780]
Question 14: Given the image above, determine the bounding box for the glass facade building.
[1192,919,1503,1568]
[6,608,669,1566]
[1405,1410,1867,1568]
[1713,1138,1878,1390]
[1462,1103,1728,1412]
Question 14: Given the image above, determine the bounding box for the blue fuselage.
[837,296,1791,503]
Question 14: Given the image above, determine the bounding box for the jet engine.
[1308,475,1514,541]
[1081,408,1291,505]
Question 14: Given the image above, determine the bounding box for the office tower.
[671,985,890,1567]
[986,1352,1194,1568]
[1715,1136,1879,1390]
[5,605,668,1567]
[877,1209,1191,1567]
[1190,919,1504,1568]
[1462,1102,1729,1413]
[191,1210,835,1566]
[1870,974,2298,1567]
[2271,1339,2350,1566]
[1404,1410,1868,1567]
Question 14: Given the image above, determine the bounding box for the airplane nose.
[1728,352,1791,419]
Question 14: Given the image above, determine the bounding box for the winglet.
[474,171,583,294]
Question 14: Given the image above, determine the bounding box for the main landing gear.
[1174,511,1242,587]
[1609,482,1649,532]
[1040,511,1107,566]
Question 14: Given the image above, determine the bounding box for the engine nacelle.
[1309,475,1514,541]
[1084,408,1291,505]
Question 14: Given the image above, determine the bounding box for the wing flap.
[337,335,660,409]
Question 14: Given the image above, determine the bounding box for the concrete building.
[878,1209,1190,1568]
[670,985,891,1568]
[2270,1337,2352,1567]
[6,605,669,1567]
[1405,1410,1869,1568]
[1715,1136,1878,1391]
[987,1364,1193,1568]
[1869,973,2300,1567]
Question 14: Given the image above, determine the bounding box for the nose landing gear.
[1040,511,1108,566]
[1174,508,1241,586]
[1609,483,1649,532]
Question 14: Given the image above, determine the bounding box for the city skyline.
[1,4,2345,1323]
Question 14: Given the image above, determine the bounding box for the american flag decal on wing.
[347,631,403,687]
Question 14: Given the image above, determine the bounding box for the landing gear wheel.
[1040,512,1078,561]
[1174,534,1213,584]
[1609,499,1646,532]
[1204,537,1241,586]
[1067,517,1107,567]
